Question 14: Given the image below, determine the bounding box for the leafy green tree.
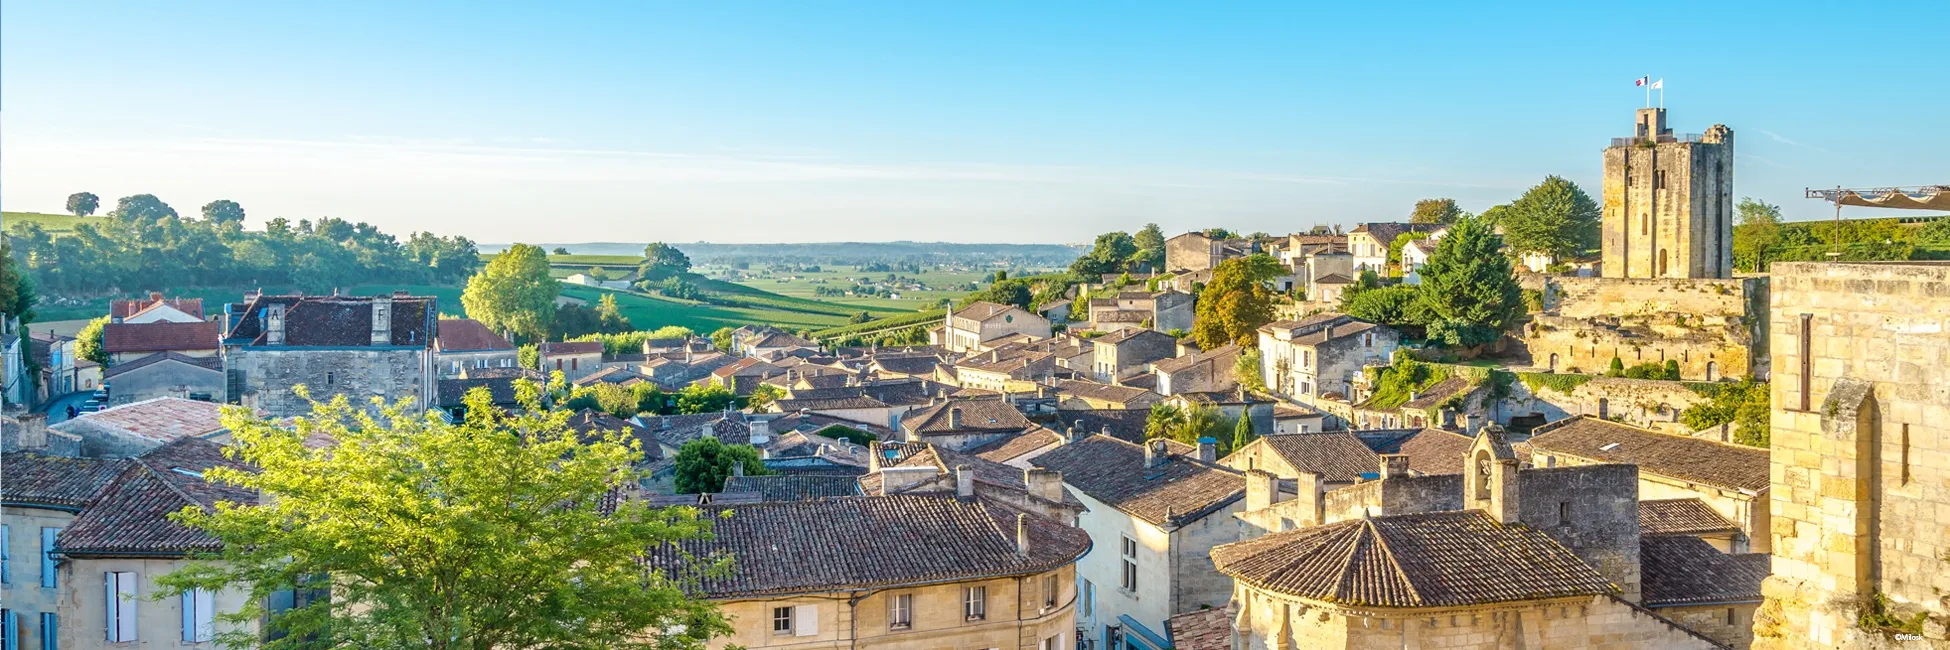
[710,327,735,352]
[1070,231,1139,277]
[818,425,876,446]
[964,278,1032,310]
[565,383,644,418]
[0,242,36,323]
[517,343,538,370]
[1410,198,1462,224]
[74,316,109,364]
[1681,378,1770,447]
[1132,223,1167,271]
[1230,413,1257,454]
[1416,215,1522,349]
[1203,228,1236,240]
[632,383,669,415]
[672,437,774,494]
[1732,197,1784,272]
[748,384,784,410]
[675,383,734,414]
[849,311,874,324]
[1479,204,1510,229]
[1500,176,1599,261]
[107,193,178,221]
[1919,215,1950,246]
[1144,403,1184,440]
[1387,231,1431,268]
[1235,347,1266,393]
[200,199,246,224]
[639,243,692,281]
[158,385,731,650]
[1341,285,1424,328]
[462,243,559,342]
[65,192,100,217]
[1607,357,1626,376]
[553,247,571,255]
[1191,254,1281,349]
[595,293,632,332]
[1663,359,1681,380]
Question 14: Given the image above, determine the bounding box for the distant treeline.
[8,214,479,296]
[490,241,1085,267]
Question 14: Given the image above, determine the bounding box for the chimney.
[748,418,771,446]
[1295,471,1323,527]
[1380,454,1410,479]
[948,407,963,429]
[732,461,746,477]
[1196,436,1217,463]
[1323,322,1334,340]
[1024,468,1064,503]
[1408,390,1420,403]
[1015,513,1031,556]
[148,291,162,303]
[264,303,287,346]
[370,297,393,345]
[14,413,48,450]
[878,466,937,493]
[956,464,975,498]
[1062,425,1081,444]
[1244,468,1279,511]
[1144,439,1169,468]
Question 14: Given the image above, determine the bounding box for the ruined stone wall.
[1550,277,1756,320]
[228,348,431,418]
[1233,590,1722,650]
[1653,602,1757,649]
[1525,276,1766,382]
[1757,262,1950,649]
[1320,475,1462,525]
[1500,377,1709,436]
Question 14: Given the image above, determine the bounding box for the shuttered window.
[39,529,59,589]
[105,572,138,642]
[182,588,215,642]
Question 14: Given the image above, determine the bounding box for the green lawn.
[4,211,93,235]
[700,264,1004,312]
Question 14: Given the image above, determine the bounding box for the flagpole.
[1644,76,1651,108]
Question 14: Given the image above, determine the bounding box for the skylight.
[170,467,205,478]
[1598,442,1621,452]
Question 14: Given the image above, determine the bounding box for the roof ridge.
[1363,514,1425,606]
[131,459,204,511]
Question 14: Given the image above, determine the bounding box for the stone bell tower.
[1600,107,1735,279]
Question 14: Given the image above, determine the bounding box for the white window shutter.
[115,572,138,642]
[105,573,117,642]
[793,604,816,637]
[196,588,216,641]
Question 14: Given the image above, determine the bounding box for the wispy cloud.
[1757,129,1828,153]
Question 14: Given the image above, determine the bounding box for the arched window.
[1705,361,1717,381]
[1548,353,1559,372]
[1658,250,1669,277]
[1472,450,1493,501]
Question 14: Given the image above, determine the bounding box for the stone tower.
[1600,108,1734,279]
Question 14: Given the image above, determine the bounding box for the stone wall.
[1166,233,1219,273]
[1525,276,1767,382]
[1500,377,1710,436]
[1515,464,1643,601]
[1320,474,1463,524]
[1233,590,1723,650]
[706,566,1075,649]
[1757,262,1950,649]
[1653,602,1756,650]
[228,348,431,418]
[1170,499,1247,617]
[1599,117,1734,280]
[108,361,225,406]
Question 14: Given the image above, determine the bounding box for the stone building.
[1165,232,1253,273]
[1755,262,1950,649]
[1090,328,1177,383]
[49,396,231,458]
[942,301,1051,353]
[640,494,1088,650]
[99,352,224,405]
[1527,415,1770,554]
[899,399,1036,452]
[537,340,604,381]
[219,293,437,418]
[1256,314,1400,408]
[1525,276,1767,382]
[432,318,517,378]
[1151,343,1240,396]
[100,320,221,365]
[1600,107,1735,280]
[1346,222,1443,274]
[1084,290,1194,333]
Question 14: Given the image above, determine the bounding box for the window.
[183,588,215,642]
[1080,580,1094,617]
[1725,607,1736,626]
[106,571,138,642]
[1040,634,1062,650]
[1043,574,1059,609]
[1120,536,1138,592]
[888,594,912,630]
[1558,502,1571,526]
[771,606,793,635]
[1654,169,1667,190]
[40,528,59,588]
[325,371,334,386]
[555,359,563,370]
[963,586,986,621]
[1,524,9,585]
[571,358,579,371]
[2,610,15,650]
[39,612,56,650]
[1364,333,1374,347]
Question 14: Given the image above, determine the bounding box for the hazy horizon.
[4,2,1941,243]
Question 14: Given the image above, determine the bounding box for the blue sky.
[3,1,1942,244]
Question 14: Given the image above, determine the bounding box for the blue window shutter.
[3,609,17,650]
[2,524,10,584]
[182,591,195,642]
[37,613,54,650]
[39,529,58,589]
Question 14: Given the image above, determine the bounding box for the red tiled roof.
[538,340,603,355]
[52,397,229,443]
[101,321,220,354]
[111,296,204,320]
[435,319,514,352]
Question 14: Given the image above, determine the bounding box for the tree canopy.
[640,243,692,281]
[1410,198,1462,224]
[963,278,1032,310]
[1132,223,1167,271]
[201,199,247,224]
[107,193,179,221]
[672,437,774,494]
[65,192,99,217]
[158,385,731,650]
[1732,197,1783,272]
[1191,254,1281,349]
[462,243,559,342]
[0,241,37,323]
[1415,215,1522,348]
[1499,176,1599,260]
[1069,231,1139,277]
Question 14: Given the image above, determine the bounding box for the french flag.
[1635,76,1650,87]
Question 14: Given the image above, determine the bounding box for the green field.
[4,211,93,235]
[698,264,1006,312]
[557,285,854,332]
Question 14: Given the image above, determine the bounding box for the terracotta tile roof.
[224,294,434,348]
[1167,607,1233,650]
[56,438,255,556]
[539,341,604,355]
[562,410,661,461]
[112,296,204,320]
[951,301,1022,321]
[1119,373,1160,391]
[872,355,945,376]
[1049,409,1149,444]
[100,351,223,379]
[0,453,126,508]
[1393,428,1475,476]
[1097,328,1171,346]
[642,494,1090,598]
[1213,510,1615,608]
[901,400,1031,435]
[101,321,220,354]
[767,411,897,439]
[1401,376,1474,410]
[1527,416,1769,493]
[637,413,732,448]
[1151,344,1239,374]
[721,474,861,501]
[1348,222,1443,248]
[52,397,228,443]
[572,365,651,387]
[1255,433,1383,483]
[1030,436,1243,527]
[1638,498,1742,536]
[967,426,1064,464]
[434,319,514,352]
[748,331,815,349]
[1639,535,1769,606]
[1056,380,1159,406]
[773,396,889,411]
[1312,273,1354,285]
